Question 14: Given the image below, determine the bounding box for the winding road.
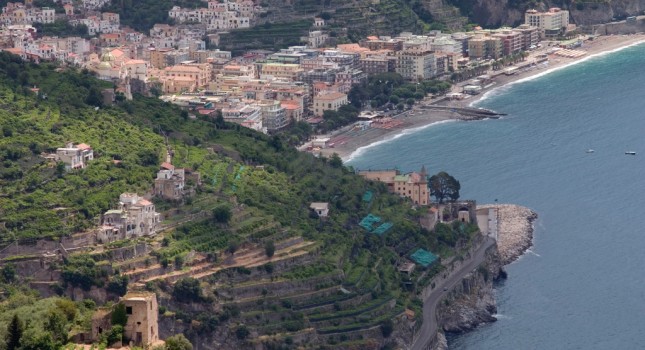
[410,236,497,350]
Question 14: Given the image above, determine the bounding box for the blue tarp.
[410,249,438,267]
[359,213,381,232]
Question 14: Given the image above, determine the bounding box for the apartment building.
[396,48,435,81]
[525,8,569,38]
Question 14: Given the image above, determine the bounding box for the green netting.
[372,222,393,235]
[362,190,373,202]
[359,213,381,231]
[410,249,438,267]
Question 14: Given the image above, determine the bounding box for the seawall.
[420,205,537,349]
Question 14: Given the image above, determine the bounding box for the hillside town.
[0,0,576,133]
[5,0,640,348]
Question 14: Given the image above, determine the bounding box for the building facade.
[313,92,348,117]
[525,8,569,38]
[56,142,94,171]
[98,193,160,243]
[358,166,429,206]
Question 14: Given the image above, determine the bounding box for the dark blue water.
[347,43,645,349]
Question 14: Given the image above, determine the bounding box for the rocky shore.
[480,204,538,266]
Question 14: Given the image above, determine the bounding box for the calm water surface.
[347,44,645,349]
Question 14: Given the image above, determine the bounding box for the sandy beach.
[308,33,645,161]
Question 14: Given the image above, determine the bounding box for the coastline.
[313,33,645,163]
[479,204,538,266]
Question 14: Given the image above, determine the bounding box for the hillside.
[445,0,645,28]
[0,53,482,349]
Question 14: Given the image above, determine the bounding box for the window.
[126,306,133,315]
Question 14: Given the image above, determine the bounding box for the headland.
[307,34,645,162]
[478,204,538,265]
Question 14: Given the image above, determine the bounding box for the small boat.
[625,151,637,155]
[586,149,595,153]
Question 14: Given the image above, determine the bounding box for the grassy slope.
[0,53,478,347]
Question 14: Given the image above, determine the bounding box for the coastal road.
[410,236,496,350]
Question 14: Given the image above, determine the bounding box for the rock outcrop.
[458,0,645,28]
[435,247,502,335]
[480,204,538,265]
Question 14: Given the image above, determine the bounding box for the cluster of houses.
[168,0,258,31]
[47,141,199,244]
[0,0,574,133]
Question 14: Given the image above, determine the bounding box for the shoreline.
[311,33,645,163]
[478,204,538,266]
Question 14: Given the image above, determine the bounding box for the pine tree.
[7,314,23,350]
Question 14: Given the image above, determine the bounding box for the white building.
[55,142,94,171]
[222,104,265,133]
[525,8,569,38]
[98,193,160,243]
[396,47,435,81]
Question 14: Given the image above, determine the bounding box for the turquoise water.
[347,43,645,349]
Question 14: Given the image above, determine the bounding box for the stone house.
[55,142,94,171]
[309,202,329,217]
[97,193,160,243]
[90,292,160,348]
[154,162,185,200]
[122,292,159,347]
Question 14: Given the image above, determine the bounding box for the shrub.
[173,277,202,303]
[212,205,232,224]
[264,240,275,258]
[380,319,394,338]
[236,325,250,339]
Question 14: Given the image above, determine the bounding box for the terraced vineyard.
[0,54,481,349]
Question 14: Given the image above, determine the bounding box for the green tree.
[212,205,232,224]
[1,263,16,283]
[111,302,128,327]
[236,325,250,339]
[18,330,56,350]
[264,240,275,258]
[44,308,67,344]
[106,325,124,346]
[6,314,23,350]
[164,333,193,350]
[55,161,66,177]
[173,277,202,303]
[106,275,129,296]
[329,153,343,168]
[380,319,394,337]
[428,171,461,203]
[54,299,77,321]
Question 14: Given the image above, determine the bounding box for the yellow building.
[149,48,173,69]
[468,35,502,60]
[313,92,348,117]
[162,64,210,93]
[359,166,429,206]
[260,63,304,81]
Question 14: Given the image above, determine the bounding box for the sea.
[346,42,645,349]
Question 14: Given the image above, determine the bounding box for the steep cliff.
[448,0,645,28]
[435,246,503,335]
